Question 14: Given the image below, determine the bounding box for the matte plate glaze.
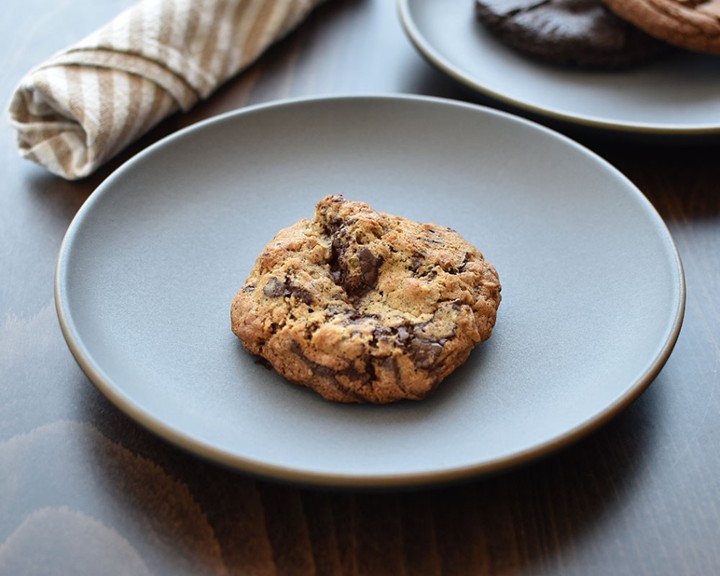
[56,95,685,488]
[398,0,720,135]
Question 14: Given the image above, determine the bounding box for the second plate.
[398,0,720,136]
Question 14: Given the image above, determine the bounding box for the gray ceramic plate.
[398,0,720,135]
[55,95,685,488]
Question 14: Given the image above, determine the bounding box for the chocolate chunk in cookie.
[231,195,501,404]
[601,0,720,54]
[475,0,673,68]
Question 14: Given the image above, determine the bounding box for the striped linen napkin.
[7,0,326,180]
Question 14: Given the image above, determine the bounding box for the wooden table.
[2,1,719,574]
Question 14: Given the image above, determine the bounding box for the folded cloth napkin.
[7,0,326,180]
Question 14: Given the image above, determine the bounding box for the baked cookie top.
[475,0,672,68]
[601,0,720,54]
[231,195,501,404]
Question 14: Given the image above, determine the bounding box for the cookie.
[601,0,720,54]
[475,0,672,68]
[231,195,501,404]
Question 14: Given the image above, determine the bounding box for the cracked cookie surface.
[230,195,501,404]
[601,0,720,54]
[475,0,672,68]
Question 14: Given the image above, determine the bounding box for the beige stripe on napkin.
[7,0,326,180]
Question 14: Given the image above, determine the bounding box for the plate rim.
[54,93,687,488]
[397,0,720,136]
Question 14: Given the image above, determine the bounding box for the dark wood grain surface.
[2,1,720,574]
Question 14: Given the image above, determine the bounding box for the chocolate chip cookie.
[601,0,720,54]
[231,195,501,404]
[475,0,672,68]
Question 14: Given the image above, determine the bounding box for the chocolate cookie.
[475,0,672,68]
[601,0,720,54]
[231,195,501,404]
